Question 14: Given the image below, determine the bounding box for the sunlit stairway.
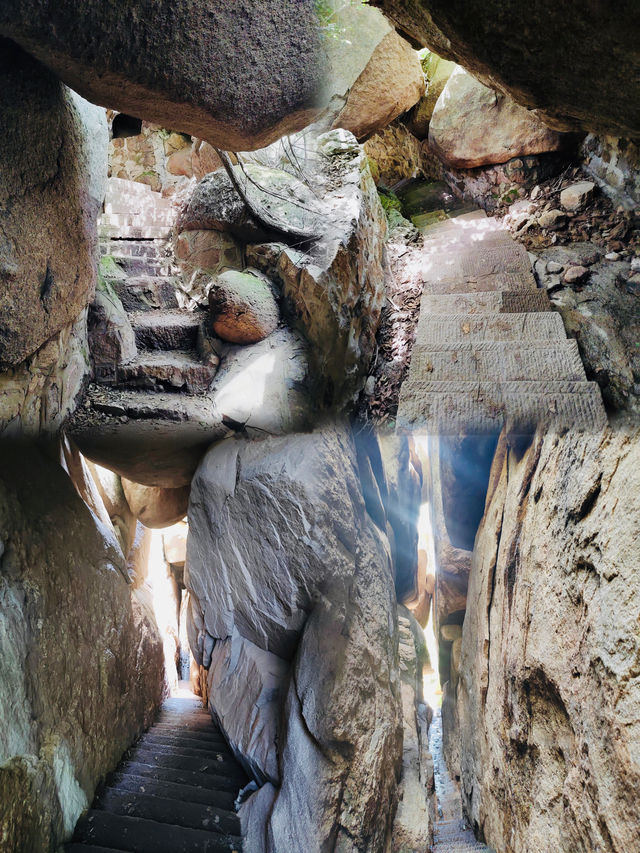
[396,211,607,433]
[66,694,247,853]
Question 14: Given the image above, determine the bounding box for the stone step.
[113,351,216,395]
[108,772,237,811]
[118,761,243,793]
[99,224,173,240]
[95,788,240,836]
[73,810,242,853]
[131,310,205,351]
[100,239,172,259]
[106,177,157,197]
[420,241,536,292]
[396,382,607,434]
[111,275,180,312]
[149,726,230,746]
[66,845,123,852]
[415,313,566,345]
[138,733,231,755]
[125,748,246,782]
[420,290,550,315]
[408,341,587,382]
[128,741,240,771]
[100,213,175,228]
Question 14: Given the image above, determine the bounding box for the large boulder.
[247,131,388,408]
[121,479,190,528]
[429,66,568,169]
[370,0,640,138]
[0,0,327,151]
[88,278,137,383]
[0,42,108,368]
[177,169,265,242]
[407,51,457,139]
[0,443,164,853]
[208,270,280,345]
[333,29,425,140]
[457,426,640,852]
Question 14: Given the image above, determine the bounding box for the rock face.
[0,0,327,151]
[429,67,568,169]
[187,426,404,851]
[88,279,137,382]
[177,169,264,242]
[364,122,431,185]
[208,271,280,345]
[247,131,388,408]
[0,41,107,368]
[456,426,640,852]
[370,0,640,138]
[581,135,640,209]
[121,479,190,528]
[407,51,456,139]
[0,443,164,853]
[333,29,425,140]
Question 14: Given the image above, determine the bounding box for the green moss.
[98,255,125,290]
[377,188,403,215]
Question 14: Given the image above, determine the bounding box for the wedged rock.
[121,479,190,528]
[407,51,457,139]
[267,517,403,852]
[457,426,640,853]
[429,67,568,169]
[247,130,388,408]
[186,427,370,660]
[370,0,640,137]
[85,460,137,555]
[209,271,279,345]
[0,0,327,150]
[0,443,163,853]
[392,607,434,852]
[207,630,288,785]
[191,140,223,181]
[379,434,422,603]
[174,229,243,279]
[560,181,596,211]
[177,169,264,242]
[162,521,188,566]
[0,42,108,367]
[333,29,425,140]
[88,278,137,383]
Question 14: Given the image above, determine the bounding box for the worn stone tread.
[415,312,566,345]
[408,341,587,382]
[138,732,230,752]
[124,750,246,784]
[420,290,550,315]
[111,275,180,312]
[116,350,216,395]
[108,772,237,811]
[73,810,242,853]
[95,788,240,835]
[131,739,234,761]
[117,761,242,792]
[397,384,607,433]
[131,309,205,351]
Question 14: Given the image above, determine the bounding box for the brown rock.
[563,265,589,284]
[191,140,224,180]
[429,66,568,169]
[0,0,327,151]
[209,270,279,345]
[457,426,640,852]
[334,30,425,140]
[122,479,190,528]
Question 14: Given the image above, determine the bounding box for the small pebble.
[605,251,621,261]
[546,261,564,274]
[563,265,589,285]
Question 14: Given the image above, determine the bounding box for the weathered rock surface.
[174,229,243,280]
[88,279,137,382]
[0,311,89,437]
[85,461,137,555]
[364,122,432,185]
[186,426,405,850]
[429,67,568,169]
[177,169,264,242]
[121,479,189,528]
[581,135,640,209]
[407,51,456,139]
[392,607,434,852]
[191,140,223,181]
[0,42,107,367]
[0,0,327,151]
[209,270,279,345]
[370,0,640,137]
[247,131,388,408]
[457,426,640,852]
[0,443,164,853]
[333,29,425,140]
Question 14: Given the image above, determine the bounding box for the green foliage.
[316,0,369,38]
[377,188,403,215]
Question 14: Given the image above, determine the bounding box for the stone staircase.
[430,711,494,853]
[66,693,247,853]
[397,212,607,433]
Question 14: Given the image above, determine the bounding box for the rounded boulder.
[209,271,279,345]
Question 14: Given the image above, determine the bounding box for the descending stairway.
[430,711,493,853]
[66,693,247,853]
[396,211,607,433]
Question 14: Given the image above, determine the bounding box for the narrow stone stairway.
[430,711,493,853]
[66,693,247,853]
[396,211,607,433]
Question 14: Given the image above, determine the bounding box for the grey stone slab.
[408,341,586,382]
[420,290,550,315]
[415,313,566,345]
[396,382,607,434]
